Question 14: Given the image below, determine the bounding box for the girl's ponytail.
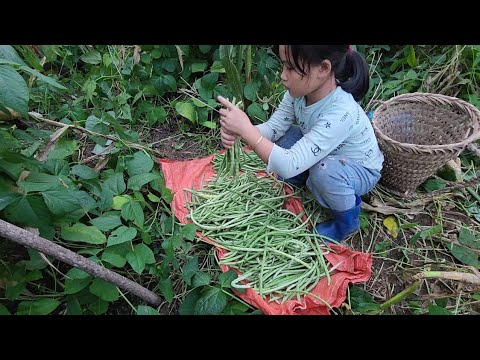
[336,50,369,102]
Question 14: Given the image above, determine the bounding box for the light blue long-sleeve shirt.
[256,87,384,179]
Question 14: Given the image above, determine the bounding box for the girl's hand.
[220,127,236,149]
[218,96,253,138]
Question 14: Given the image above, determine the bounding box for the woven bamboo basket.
[371,92,480,196]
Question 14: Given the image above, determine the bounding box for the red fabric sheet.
[159,154,372,315]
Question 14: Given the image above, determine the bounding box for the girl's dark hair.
[284,45,369,102]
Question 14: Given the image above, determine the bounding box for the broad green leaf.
[4,195,52,228]
[64,276,92,294]
[17,298,61,315]
[191,62,207,73]
[112,194,132,210]
[0,192,22,211]
[223,301,249,315]
[192,272,210,287]
[21,141,42,157]
[146,106,166,125]
[428,304,452,315]
[181,223,197,241]
[90,214,122,232]
[162,75,177,91]
[181,256,199,286]
[134,243,155,264]
[434,298,448,308]
[0,159,23,180]
[71,164,99,180]
[0,129,21,149]
[5,281,26,300]
[71,190,97,212]
[89,278,119,302]
[218,270,237,289]
[98,188,114,211]
[127,173,160,191]
[0,150,47,173]
[0,65,28,117]
[90,123,109,146]
[201,121,217,129]
[194,287,227,315]
[161,185,173,204]
[47,139,78,161]
[422,178,446,192]
[103,172,126,195]
[19,172,65,192]
[222,301,249,315]
[88,298,109,315]
[175,101,198,123]
[0,45,26,65]
[147,193,160,202]
[200,72,219,91]
[458,228,480,250]
[121,201,144,228]
[199,45,211,54]
[24,249,47,270]
[103,242,131,259]
[107,226,137,247]
[137,305,160,315]
[125,151,154,177]
[103,53,113,67]
[45,158,70,176]
[161,58,177,72]
[158,278,174,303]
[24,269,42,282]
[101,251,126,268]
[178,288,201,315]
[66,267,91,279]
[244,82,259,102]
[192,97,206,108]
[81,178,102,197]
[81,51,102,65]
[449,243,478,266]
[61,223,106,245]
[247,102,267,122]
[65,298,82,315]
[18,66,66,90]
[126,249,146,274]
[210,60,225,73]
[0,303,11,315]
[42,190,81,215]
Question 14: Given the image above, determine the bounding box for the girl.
[218,45,384,242]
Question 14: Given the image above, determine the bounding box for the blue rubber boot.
[315,195,362,242]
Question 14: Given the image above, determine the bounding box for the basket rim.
[371,92,480,151]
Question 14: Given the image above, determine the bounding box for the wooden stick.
[0,219,162,307]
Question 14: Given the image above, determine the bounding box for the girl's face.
[278,45,332,102]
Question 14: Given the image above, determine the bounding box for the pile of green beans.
[185,170,335,304]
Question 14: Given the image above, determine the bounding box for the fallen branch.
[0,218,162,307]
[413,271,480,285]
[362,201,423,215]
[28,111,161,156]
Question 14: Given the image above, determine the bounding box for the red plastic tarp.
[159,153,372,315]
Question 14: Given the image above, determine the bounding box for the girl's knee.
[276,125,303,149]
[307,157,343,192]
